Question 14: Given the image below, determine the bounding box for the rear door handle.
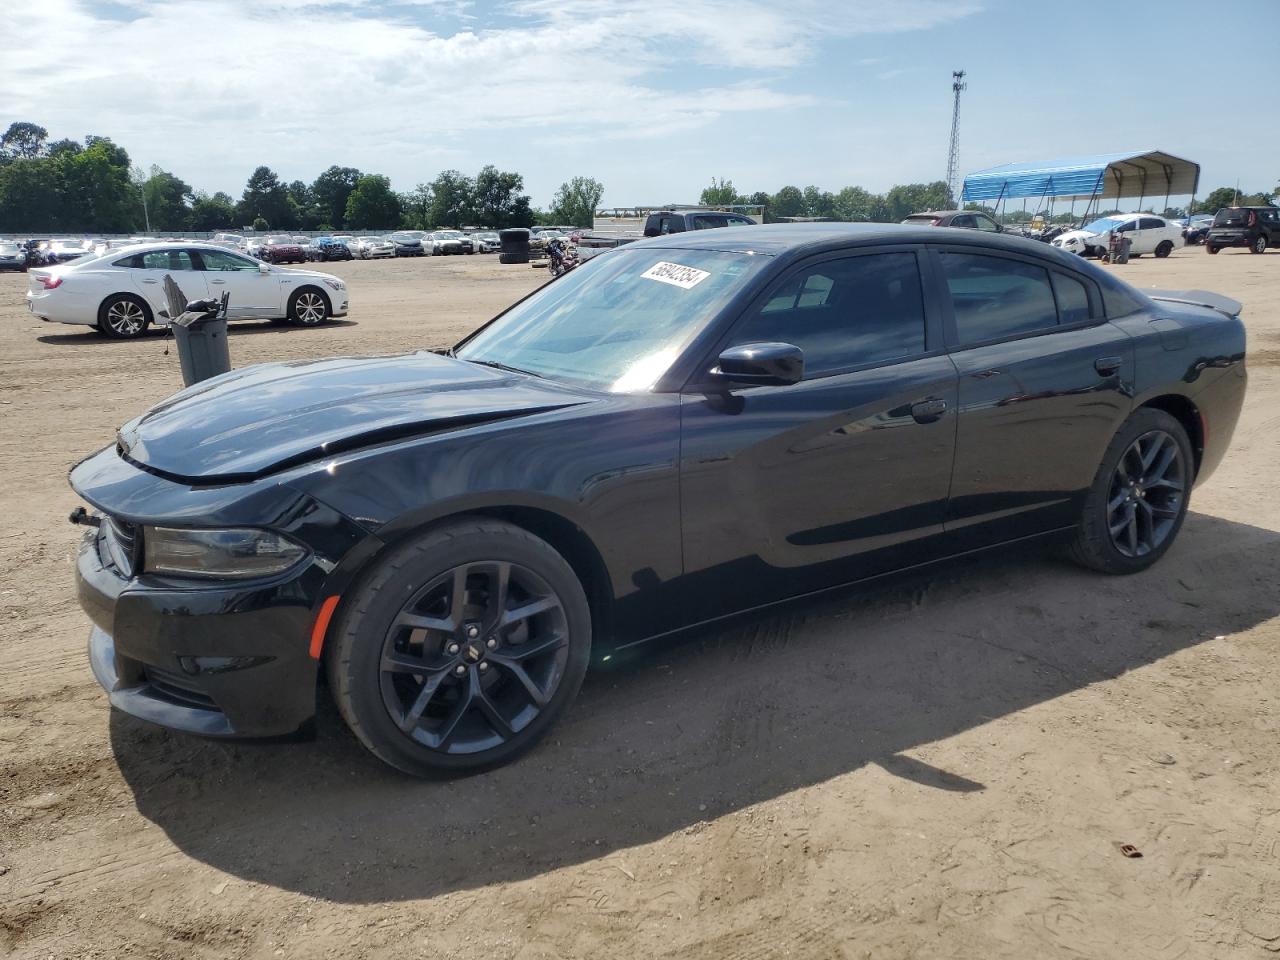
[141,278,158,284]
[1094,355,1122,376]
[910,398,948,423]
[209,279,226,284]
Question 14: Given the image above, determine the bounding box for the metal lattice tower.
[945,70,966,203]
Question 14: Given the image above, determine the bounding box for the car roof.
[904,210,966,218]
[630,222,1103,269]
[83,240,259,258]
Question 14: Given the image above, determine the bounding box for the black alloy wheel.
[1068,408,1193,574]
[1105,429,1185,559]
[1155,240,1174,258]
[378,560,569,755]
[327,518,591,776]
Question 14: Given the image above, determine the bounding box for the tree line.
[2,121,1274,235]
[0,121,605,234]
[701,177,1277,224]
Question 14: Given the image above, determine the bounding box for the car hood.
[1055,229,1101,244]
[114,352,593,483]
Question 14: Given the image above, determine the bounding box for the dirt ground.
[1,246,1278,960]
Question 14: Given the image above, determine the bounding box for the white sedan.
[1052,213,1183,259]
[26,242,349,338]
[354,236,395,259]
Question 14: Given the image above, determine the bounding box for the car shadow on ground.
[110,512,1280,904]
[35,319,357,346]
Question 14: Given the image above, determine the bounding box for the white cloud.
[0,0,979,200]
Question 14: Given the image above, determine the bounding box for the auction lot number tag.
[641,261,711,289]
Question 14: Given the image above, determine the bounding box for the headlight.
[143,526,308,578]
[323,278,345,291]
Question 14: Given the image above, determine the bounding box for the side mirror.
[258,261,270,274]
[713,342,804,387]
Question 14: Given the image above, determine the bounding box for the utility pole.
[945,70,966,205]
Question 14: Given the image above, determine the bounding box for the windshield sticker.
[641,261,711,289]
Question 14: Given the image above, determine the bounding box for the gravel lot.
[1,247,1278,959]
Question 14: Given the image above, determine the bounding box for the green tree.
[399,184,433,229]
[1,121,48,161]
[472,165,534,228]
[802,185,836,219]
[883,181,951,221]
[0,158,65,230]
[769,185,805,220]
[287,179,323,229]
[142,166,193,231]
[237,165,295,229]
[189,191,236,231]
[60,138,136,232]
[832,185,883,222]
[549,175,604,228]
[344,174,401,229]
[700,177,739,206]
[46,138,82,158]
[427,170,475,228]
[252,216,269,232]
[311,165,362,228]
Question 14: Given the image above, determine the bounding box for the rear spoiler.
[1146,288,1243,319]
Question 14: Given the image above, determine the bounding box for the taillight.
[39,275,63,290]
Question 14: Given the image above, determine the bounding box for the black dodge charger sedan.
[70,225,1247,776]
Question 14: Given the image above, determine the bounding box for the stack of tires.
[498,228,531,265]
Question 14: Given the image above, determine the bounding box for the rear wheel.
[1155,240,1174,258]
[327,518,591,776]
[1068,408,1193,574]
[1252,235,1267,254]
[288,287,330,326]
[97,294,151,338]
[1206,244,1219,255]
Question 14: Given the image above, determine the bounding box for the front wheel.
[1252,235,1267,254]
[327,518,592,776]
[1068,408,1193,574]
[1206,244,1219,255]
[287,287,330,326]
[1155,240,1174,258]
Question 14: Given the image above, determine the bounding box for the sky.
[1,0,1276,209]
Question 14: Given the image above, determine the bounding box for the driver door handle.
[209,278,226,284]
[910,398,948,423]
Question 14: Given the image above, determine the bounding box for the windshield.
[1213,208,1251,226]
[456,248,770,392]
[1082,217,1125,234]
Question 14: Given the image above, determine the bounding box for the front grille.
[143,664,220,712]
[101,516,141,576]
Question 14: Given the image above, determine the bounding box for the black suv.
[1206,206,1279,255]
[643,210,757,236]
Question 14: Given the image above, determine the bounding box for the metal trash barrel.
[1108,235,1132,264]
[171,292,231,386]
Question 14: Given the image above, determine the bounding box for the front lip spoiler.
[89,626,236,736]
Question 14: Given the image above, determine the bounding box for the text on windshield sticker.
[641,261,711,289]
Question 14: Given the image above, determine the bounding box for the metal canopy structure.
[961,150,1200,220]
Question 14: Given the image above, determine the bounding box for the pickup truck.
[576,206,762,260]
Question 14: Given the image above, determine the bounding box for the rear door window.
[1051,272,1093,325]
[140,250,196,271]
[1139,217,1164,230]
[940,252,1058,344]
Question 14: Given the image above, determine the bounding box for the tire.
[1206,244,1219,255]
[326,517,592,776]
[287,286,331,326]
[1251,235,1267,254]
[1067,408,1193,575]
[97,293,152,338]
[498,252,530,265]
[1155,240,1173,258]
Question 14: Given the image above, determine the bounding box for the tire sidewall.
[1077,409,1194,574]
[98,294,151,338]
[289,286,330,326]
[330,520,592,776]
